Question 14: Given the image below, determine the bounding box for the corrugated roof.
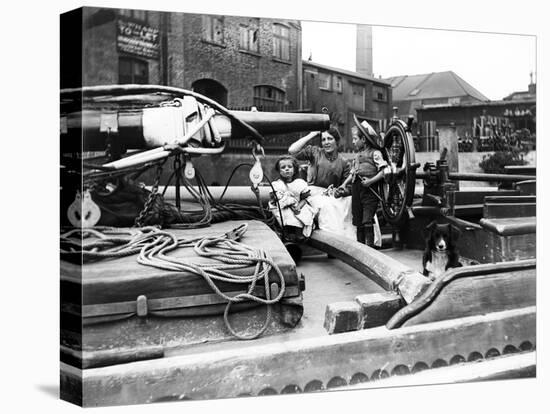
[385,71,489,102]
[303,60,391,86]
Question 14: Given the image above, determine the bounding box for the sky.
[302,21,536,101]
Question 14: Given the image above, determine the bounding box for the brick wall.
[178,14,301,108]
[303,63,392,150]
[82,7,162,86]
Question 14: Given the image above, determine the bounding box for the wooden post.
[438,125,460,190]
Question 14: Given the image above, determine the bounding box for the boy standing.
[340,115,388,246]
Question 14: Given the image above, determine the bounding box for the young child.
[269,155,318,240]
[340,116,388,246]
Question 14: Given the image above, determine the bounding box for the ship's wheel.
[376,119,418,226]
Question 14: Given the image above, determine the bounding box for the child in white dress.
[269,155,318,239]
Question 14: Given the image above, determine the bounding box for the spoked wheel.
[377,119,418,225]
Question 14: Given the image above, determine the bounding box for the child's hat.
[353,114,383,149]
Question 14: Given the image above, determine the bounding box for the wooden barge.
[60,85,536,406]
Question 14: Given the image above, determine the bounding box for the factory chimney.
[356,25,373,77]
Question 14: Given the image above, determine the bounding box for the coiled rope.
[60,224,286,340]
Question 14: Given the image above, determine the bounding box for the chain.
[134,162,164,227]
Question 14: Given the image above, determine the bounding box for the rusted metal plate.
[61,306,535,406]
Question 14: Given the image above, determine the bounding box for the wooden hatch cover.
[60,220,304,368]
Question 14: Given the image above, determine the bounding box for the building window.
[272,23,290,61]
[239,23,259,53]
[254,85,286,111]
[373,85,387,102]
[318,72,331,90]
[448,97,461,105]
[203,15,225,45]
[333,75,343,93]
[119,57,148,84]
[350,82,365,111]
[119,9,147,22]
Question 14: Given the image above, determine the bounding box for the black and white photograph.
[3,0,547,413]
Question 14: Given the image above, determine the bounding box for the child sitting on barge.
[269,155,318,241]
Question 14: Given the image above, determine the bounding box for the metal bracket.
[136,295,148,317]
[100,112,119,133]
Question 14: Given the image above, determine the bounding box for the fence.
[415,136,439,152]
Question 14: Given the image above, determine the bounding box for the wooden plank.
[484,195,536,204]
[62,297,304,368]
[453,204,483,217]
[308,230,431,303]
[65,307,535,406]
[504,165,536,176]
[491,232,536,262]
[452,190,519,205]
[483,202,536,219]
[387,260,535,328]
[515,180,536,196]
[78,286,300,318]
[402,269,535,326]
[480,217,536,236]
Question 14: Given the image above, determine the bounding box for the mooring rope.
[60,224,286,340]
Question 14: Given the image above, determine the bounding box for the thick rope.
[60,224,285,339]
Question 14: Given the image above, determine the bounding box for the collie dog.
[422,221,462,280]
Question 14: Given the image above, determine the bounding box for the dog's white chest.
[425,250,449,279]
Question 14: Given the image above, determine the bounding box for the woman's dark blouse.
[294,145,351,188]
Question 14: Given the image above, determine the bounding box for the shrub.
[478,149,527,174]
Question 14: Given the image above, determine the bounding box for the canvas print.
[59,6,536,407]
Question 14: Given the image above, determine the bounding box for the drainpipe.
[161,12,169,86]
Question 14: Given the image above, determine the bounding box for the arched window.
[192,79,228,107]
[253,85,285,111]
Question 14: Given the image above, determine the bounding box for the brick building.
[62,7,396,154]
[302,61,392,151]
[64,7,303,113]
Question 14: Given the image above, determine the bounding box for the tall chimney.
[356,25,373,77]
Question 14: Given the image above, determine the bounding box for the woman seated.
[269,155,318,241]
[288,127,355,239]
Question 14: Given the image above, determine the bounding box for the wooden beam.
[308,230,431,303]
[452,190,519,205]
[483,202,536,219]
[355,292,404,328]
[62,307,535,406]
[479,217,536,236]
[387,260,536,328]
